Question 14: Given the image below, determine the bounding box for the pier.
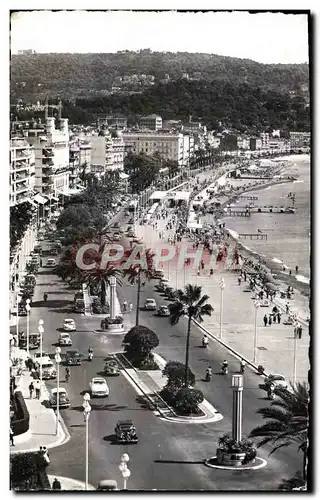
[238,195,258,201]
[239,233,268,241]
[225,209,251,217]
[227,205,295,214]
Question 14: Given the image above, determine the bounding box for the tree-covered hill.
[10,51,309,100]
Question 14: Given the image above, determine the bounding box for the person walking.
[52,478,62,490]
[286,303,290,314]
[29,381,34,399]
[277,312,281,324]
[298,326,303,339]
[295,265,299,274]
[263,314,268,327]
[238,276,242,286]
[268,315,272,326]
[34,379,41,399]
[273,313,277,323]
[10,426,14,446]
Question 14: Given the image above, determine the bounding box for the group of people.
[122,300,133,313]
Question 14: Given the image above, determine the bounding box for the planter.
[106,323,124,331]
[216,449,246,466]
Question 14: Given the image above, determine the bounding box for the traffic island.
[205,456,267,471]
[100,316,125,334]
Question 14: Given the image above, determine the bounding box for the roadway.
[18,213,303,490]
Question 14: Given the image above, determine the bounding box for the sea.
[221,155,311,284]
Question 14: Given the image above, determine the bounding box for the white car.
[59,332,72,346]
[144,298,157,310]
[63,319,76,332]
[33,351,50,361]
[264,374,288,390]
[89,377,109,397]
[47,258,56,267]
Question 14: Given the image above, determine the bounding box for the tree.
[124,152,159,193]
[162,360,195,392]
[174,387,204,415]
[249,382,309,479]
[168,284,213,387]
[84,264,121,307]
[124,325,159,367]
[122,248,155,326]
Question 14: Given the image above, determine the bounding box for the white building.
[260,132,270,149]
[122,131,192,167]
[139,114,162,131]
[88,129,125,175]
[27,117,70,198]
[10,138,35,206]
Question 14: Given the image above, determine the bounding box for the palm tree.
[84,264,121,307]
[168,284,214,387]
[122,248,155,326]
[249,382,309,478]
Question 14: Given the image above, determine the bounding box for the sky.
[10,10,309,64]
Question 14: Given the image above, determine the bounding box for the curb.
[204,456,268,471]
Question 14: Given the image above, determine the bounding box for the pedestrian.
[286,303,290,314]
[295,265,299,274]
[268,315,272,326]
[273,313,276,323]
[277,312,281,324]
[238,276,242,286]
[52,478,62,490]
[10,426,14,446]
[244,271,247,281]
[34,379,41,399]
[40,258,43,267]
[263,314,268,327]
[29,381,34,399]
[289,269,292,275]
[298,326,303,339]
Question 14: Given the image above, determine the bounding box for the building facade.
[289,131,311,149]
[89,129,125,174]
[139,115,163,131]
[10,138,35,206]
[122,131,191,167]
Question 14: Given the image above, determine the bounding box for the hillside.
[10,51,309,100]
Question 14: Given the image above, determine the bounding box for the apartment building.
[89,129,125,175]
[97,116,128,129]
[10,138,35,206]
[27,117,70,198]
[289,131,311,149]
[69,138,92,187]
[260,132,270,149]
[122,131,192,167]
[139,114,163,131]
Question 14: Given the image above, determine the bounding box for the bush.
[257,364,265,375]
[174,388,204,415]
[217,433,257,464]
[124,325,159,368]
[162,361,195,393]
[10,452,51,491]
[106,316,123,325]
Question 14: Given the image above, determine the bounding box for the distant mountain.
[10,51,309,100]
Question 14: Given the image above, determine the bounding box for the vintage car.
[104,358,120,376]
[97,480,119,491]
[158,305,170,317]
[63,318,76,332]
[50,388,70,409]
[65,349,82,366]
[144,298,157,310]
[89,377,109,397]
[58,332,72,346]
[264,374,288,390]
[115,420,138,444]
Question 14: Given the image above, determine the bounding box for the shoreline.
[216,162,310,299]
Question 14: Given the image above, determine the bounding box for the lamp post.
[293,322,299,385]
[231,374,244,442]
[253,300,260,364]
[119,453,131,490]
[25,298,31,356]
[83,393,91,490]
[16,295,21,338]
[38,320,44,396]
[219,278,225,339]
[54,347,61,435]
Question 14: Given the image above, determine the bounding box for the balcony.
[42,167,54,175]
[15,175,28,184]
[12,161,29,172]
[42,176,54,185]
[42,158,54,166]
[15,184,29,194]
[42,148,54,158]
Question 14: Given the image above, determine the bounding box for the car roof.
[64,318,75,322]
[117,420,134,426]
[92,377,107,383]
[60,332,70,336]
[51,388,67,394]
[66,349,79,354]
[37,357,52,365]
[146,298,155,301]
[270,374,285,379]
[98,480,118,489]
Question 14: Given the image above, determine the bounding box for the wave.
[293,179,304,184]
[272,257,284,264]
[228,229,239,239]
[296,274,310,285]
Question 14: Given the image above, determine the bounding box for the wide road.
[19,218,302,491]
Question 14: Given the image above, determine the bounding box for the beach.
[220,155,310,290]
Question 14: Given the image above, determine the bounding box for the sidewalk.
[47,475,95,491]
[135,190,309,386]
[10,354,70,454]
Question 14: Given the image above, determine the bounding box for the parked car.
[59,332,72,346]
[74,299,85,313]
[104,359,120,376]
[158,305,170,317]
[46,258,56,267]
[151,269,165,280]
[50,388,70,409]
[33,351,50,361]
[115,420,138,443]
[144,298,157,310]
[264,374,288,390]
[65,349,81,366]
[36,358,56,379]
[63,319,76,332]
[89,377,109,397]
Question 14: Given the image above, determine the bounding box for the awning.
[33,193,49,205]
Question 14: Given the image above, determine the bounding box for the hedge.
[11,391,29,436]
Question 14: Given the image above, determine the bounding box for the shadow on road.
[154,459,205,465]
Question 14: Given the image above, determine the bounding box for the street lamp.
[25,298,31,356]
[231,374,244,442]
[54,346,61,435]
[219,278,225,339]
[38,319,44,396]
[253,300,260,364]
[83,393,91,490]
[119,453,131,490]
[16,295,21,337]
[293,322,299,385]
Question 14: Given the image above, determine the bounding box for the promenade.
[135,188,310,386]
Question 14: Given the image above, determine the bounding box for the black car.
[65,349,82,366]
[115,420,138,443]
[104,359,120,376]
